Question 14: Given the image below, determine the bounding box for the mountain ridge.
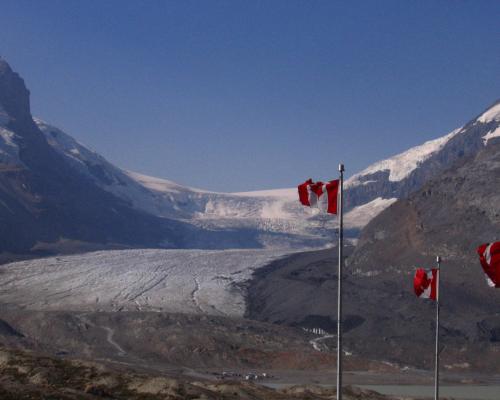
[0,57,498,256]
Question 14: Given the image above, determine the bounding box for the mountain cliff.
[0,58,199,256]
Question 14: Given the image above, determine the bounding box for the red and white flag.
[414,268,438,300]
[477,242,500,288]
[298,179,339,214]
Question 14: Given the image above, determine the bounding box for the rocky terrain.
[0,310,336,370]
[0,345,399,400]
[245,136,500,373]
[246,248,500,373]
[0,309,415,400]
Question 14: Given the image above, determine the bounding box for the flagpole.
[434,255,441,400]
[337,163,344,400]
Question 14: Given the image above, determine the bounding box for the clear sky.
[1,1,499,192]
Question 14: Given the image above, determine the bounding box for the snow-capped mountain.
[344,100,500,208]
[35,117,402,249]
[34,100,500,250]
[0,56,340,254]
[0,56,498,256]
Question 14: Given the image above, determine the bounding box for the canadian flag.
[414,268,438,300]
[477,242,500,288]
[297,179,339,214]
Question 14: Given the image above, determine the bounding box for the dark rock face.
[0,58,194,256]
[352,141,500,268]
[0,60,32,125]
[346,140,500,367]
[0,319,23,337]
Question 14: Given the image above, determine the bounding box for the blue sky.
[1,0,499,191]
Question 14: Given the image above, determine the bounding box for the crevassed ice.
[346,127,462,185]
[0,249,291,317]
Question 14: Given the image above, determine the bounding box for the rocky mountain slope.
[246,127,500,371]
[346,130,500,368]
[351,137,500,268]
[0,59,205,257]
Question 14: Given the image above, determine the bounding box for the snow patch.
[347,128,462,185]
[482,126,500,145]
[0,108,20,165]
[344,197,397,229]
[125,170,207,194]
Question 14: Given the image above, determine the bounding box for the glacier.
[0,249,292,317]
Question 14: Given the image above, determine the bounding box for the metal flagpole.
[434,255,441,400]
[337,163,344,400]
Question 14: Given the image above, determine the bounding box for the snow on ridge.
[0,105,21,165]
[125,170,208,194]
[344,197,397,229]
[35,118,97,155]
[477,103,500,124]
[346,127,462,186]
[0,127,20,164]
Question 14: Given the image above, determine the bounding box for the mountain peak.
[0,58,32,125]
